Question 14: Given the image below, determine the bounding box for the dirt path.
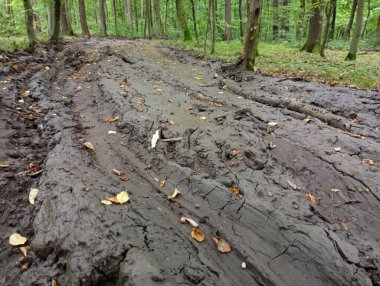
[1,39,379,286]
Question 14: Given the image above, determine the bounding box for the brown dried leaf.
[230,187,239,194]
[119,81,132,88]
[168,188,181,200]
[21,90,30,97]
[168,99,174,103]
[267,191,274,197]
[0,163,10,168]
[159,181,165,187]
[363,158,375,166]
[212,237,231,253]
[52,278,58,286]
[208,101,224,107]
[120,176,129,182]
[303,118,312,123]
[106,116,119,123]
[191,228,205,242]
[84,142,94,150]
[231,149,240,156]
[340,221,348,231]
[305,192,318,204]
[28,163,39,174]
[113,169,122,176]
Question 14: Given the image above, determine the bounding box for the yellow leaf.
[29,188,39,204]
[333,147,341,152]
[106,116,119,123]
[330,188,340,193]
[191,228,205,242]
[84,142,94,150]
[305,192,318,204]
[231,149,240,156]
[113,169,122,176]
[363,158,375,165]
[303,118,312,123]
[9,233,27,246]
[19,246,29,257]
[0,163,10,168]
[268,121,278,126]
[101,199,112,205]
[108,130,117,134]
[159,181,165,187]
[168,99,174,103]
[199,116,207,120]
[52,278,58,286]
[212,237,231,253]
[230,187,239,194]
[168,188,181,200]
[116,191,130,204]
[340,221,348,231]
[21,90,30,97]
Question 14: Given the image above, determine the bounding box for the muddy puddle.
[0,39,379,286]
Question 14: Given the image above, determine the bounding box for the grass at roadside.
[160,39,380,90]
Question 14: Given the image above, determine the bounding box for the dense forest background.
[0,0,379,88]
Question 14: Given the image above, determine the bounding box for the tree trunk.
[204,0,212,53]
[78,0,90,37]
[361,0,370,38]
[145,0,152,38]
[343,0,358,39]
[190,0,198,40]
[302,0,323,53]
[329,0,336,39]
[22,0,37,47]
[112,0,118,34]
[124,0,132,29]
[376,14,380,47]
[211,0,216,53]
[296,0,305,40]
[225,0,232,41]
[99,0,107,36]
[280,0,289,38]
[175,0,191,41]
[33,0,42,33]
[346,0,365,60]
[61,1,74,35]
[242,0,263,70]
[239,0,243,40]
[50,0,61,41]
[153,0,164,34]
[272,0,279,40]
[320,0,335,57]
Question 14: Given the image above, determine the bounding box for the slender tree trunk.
[145,0,152,38]
[361,0,370,38]
[190,0,198,40]
[329,0,336,39]
[78,0,90,37]
[272,0,279,40]
[152,0,164,34]
[47,1,54,36]
[343,0,358,39]
[61,1,74,35]
[112,0,118,34]
[33,0,42,33]
[99,0,107,35]
[320,0,335,57]
[346,0,365,60]
[50,0,61,41]
[296,0,306,40]
[124,0,132,29]
[204,0,212,53]
[302,0,323,53]
[280,0,289,39]
[22,0,37,47]
[242,0,263,70]
[175,0,191,41]
[225,0,232,41]
[211,0,216,52]
[376,14,380,47]
[239,0,243,40]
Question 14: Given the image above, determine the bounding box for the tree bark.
[272,0,279,40]
[343,0,358,39]
[346,0,365,60]
[50,0,61,41]
[190,0,198,40]
[225,0,232,41]
[241,0,263,70]
[145,0,152,38]
[33,0,42,32]
[302,0,323,53]
[99,0,107,36]
[153,0,164,34]
[78,0,90,37]
[320,0,335,57]
[376,14,380,46]
[280,0,289,38]
[239,0,243,40]
[329,0,336,39]
[124,0,132,28]
[361,0,370,38]
[211,0,216,53]
[22,0,37,47]
[175,0,191,41]
[112,0,118,34]
[61,0,74,35]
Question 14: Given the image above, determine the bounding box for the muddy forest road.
[0,39,380,286]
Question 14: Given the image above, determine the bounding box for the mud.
[0,38,379,286]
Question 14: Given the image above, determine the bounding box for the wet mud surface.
[1,39,379,286]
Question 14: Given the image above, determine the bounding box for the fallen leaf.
[101,199,112,205]
[191,228,205,242]
[230,187,239,194]
[159,181,165,187]
[331,188,340,193]
[9,233,27,246]
[291,159,299,164]
[212,237,231,253]
[21,90,30,97]
[303,118,312,123]
[363,158,375,165]
[209,101,224,107]
[28,163,38,174]
[116,191,130,204]
[199,116,207,120]
[305,192,318,204]
[0,163,10,168]
[292,202,299,209]
[119,81,131,88]
[151,129,160,148]
[168,188,181,200]
[268,121,278,126]
[25,114,34,120]
[120,176,129,181]
[169,120,175,125]
[333,147,341,152]
[340,221,348,231]
[29,188,39,204]
[168,99,174,103]
[19,246,29,257]
[113,169,122,176]
[267,141,276,149]
[106,116,119,123]
[84,142,94,150]
[137,98,145,104]
[108,130,117,134]
[359,187,369,192]
[241,262,247,269]
[287,180,300,190]
[180,216,198,228]
[231,149,240,156]
[267,191,274,197]
[52,278,58,286]
[194,76,203,80]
